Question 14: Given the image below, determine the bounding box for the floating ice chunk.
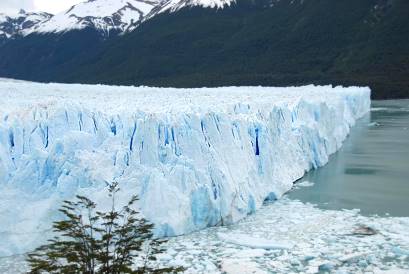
[391,246,409,257]
[352,224,377,236]
[373,268,409,274]
[368,122,381,127]
[220,259,269,274]
[370,107,388,112]
[338,252,370,263]
[318,261,336,272]
[217,233,293,250]
[294,181,315,188]
[232,249,266,258]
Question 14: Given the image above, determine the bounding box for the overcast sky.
[0,0,83,14]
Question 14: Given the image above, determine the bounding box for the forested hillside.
[0,0,407,98]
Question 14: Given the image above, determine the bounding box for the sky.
[0,0,83,14]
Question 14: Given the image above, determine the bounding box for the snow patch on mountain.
[156,0,235,14]
[2,0,237,37]
[0,9,52,38]
[33,0,161,35]
[0,80,370,256]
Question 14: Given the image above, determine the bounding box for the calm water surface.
[288,100,409,217]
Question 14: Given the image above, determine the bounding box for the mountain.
[0,9,51,40]
[0,0,408,99]
[1,0,234,37]
[32,0,161,35]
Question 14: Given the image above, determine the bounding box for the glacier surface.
[0,80,370,256]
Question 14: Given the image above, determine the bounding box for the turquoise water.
[288,100,409,217]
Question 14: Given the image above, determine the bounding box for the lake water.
[288,100,409,217]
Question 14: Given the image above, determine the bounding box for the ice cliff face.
[0,80,370,256]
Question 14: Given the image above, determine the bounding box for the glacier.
[0,80,370,256]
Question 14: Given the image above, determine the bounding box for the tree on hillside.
[27,182,183,274]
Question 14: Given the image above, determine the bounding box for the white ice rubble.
[0,80,370,256]
[156,198,409,274]
[2,199,409,273]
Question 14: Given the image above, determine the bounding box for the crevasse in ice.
[0,81,370,256]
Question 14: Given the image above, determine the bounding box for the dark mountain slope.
[0,29,107,81]
[0,0,408,98]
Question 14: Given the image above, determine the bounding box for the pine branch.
[27,181,183,274]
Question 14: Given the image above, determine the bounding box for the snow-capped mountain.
[0,0,235,37]
[30,0,235,36]
[33,0,162,35]
[0,0,406,99]
[0,9,51,39]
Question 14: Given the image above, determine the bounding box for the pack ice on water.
[0,80,370,256]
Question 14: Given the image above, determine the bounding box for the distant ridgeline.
[0,0,408,99]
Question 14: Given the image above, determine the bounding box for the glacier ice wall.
[0,81,370,256]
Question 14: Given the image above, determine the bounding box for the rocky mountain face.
[0,9,51,39]
[32,0,161,35]
[1,0,237,37]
